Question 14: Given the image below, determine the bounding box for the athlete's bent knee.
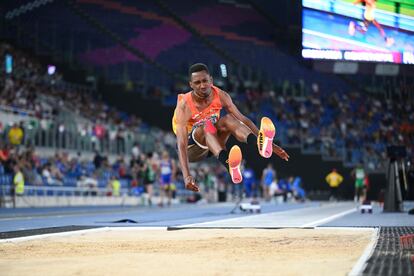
[217,114,235,128]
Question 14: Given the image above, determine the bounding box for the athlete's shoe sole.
[228,145,243,184]
[257,117,276,158]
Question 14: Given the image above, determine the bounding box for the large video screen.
[302,0,414,64]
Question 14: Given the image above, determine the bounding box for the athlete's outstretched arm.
[175,100,200,192]
[220,90,289,161]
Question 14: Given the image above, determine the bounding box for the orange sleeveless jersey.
[172,86,222,135]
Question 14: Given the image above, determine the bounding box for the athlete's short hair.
[188,63,209,79]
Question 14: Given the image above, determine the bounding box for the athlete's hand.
[272,144,290,161]
[184,175,200,192]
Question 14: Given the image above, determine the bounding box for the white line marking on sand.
[0,227,167,243]
[0,227,110,243]
[348,227,379,276]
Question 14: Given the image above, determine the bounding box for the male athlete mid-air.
[348,0,394,47]
[172,63,289,192]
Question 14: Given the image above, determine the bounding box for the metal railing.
[2,123,161,155]
[0,184,195,208]
[0,184,129,197]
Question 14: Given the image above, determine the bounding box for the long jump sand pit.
[0,228,374,276]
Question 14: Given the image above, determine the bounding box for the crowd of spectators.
[1,42,413,205]
[166,71,413,173]
[0,43,168,156]
[0,140,307,206]
[228,80,414,172]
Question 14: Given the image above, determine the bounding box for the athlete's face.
[189,71,213,98]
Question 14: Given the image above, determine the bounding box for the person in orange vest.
[325,168,343,201]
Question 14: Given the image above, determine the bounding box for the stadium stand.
[1,0,413,206]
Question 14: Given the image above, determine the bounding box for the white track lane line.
[177,203,356,228]
[0,226,167,243]
[348,227,380,276]
[300,208,356,227]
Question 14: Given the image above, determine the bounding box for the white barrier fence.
[0,185,186,208]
